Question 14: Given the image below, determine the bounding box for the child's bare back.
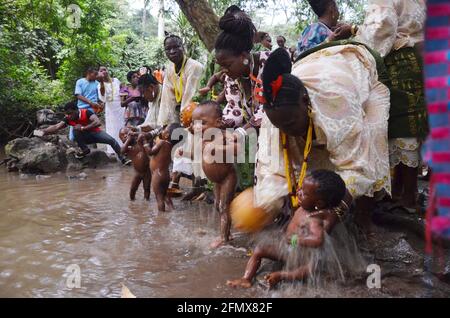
[192,101,238,248]
[150,140,173,173]
[121,129,151,201]
[144,123,182,212]
[201,129,236,184]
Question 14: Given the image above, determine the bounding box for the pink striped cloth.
[423,0,450,250]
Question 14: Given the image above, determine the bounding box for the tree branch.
[173,0,220,52]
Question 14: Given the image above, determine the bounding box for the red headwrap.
[270,75,283,101]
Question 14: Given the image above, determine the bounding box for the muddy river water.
[0,164,448,298]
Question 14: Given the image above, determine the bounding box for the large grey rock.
[66,149,112,171]
[5,137,67,173]
[4,136,113,174]
[36,109,60,127]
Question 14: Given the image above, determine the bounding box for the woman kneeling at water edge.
[254,46,391,234]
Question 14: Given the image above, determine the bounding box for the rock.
[35,175,52,180]
[375,238,423,277]
[4,136,112,174]
[80,150,112,169]
[68,172,88,180]
[5,137,44,158]
[67,150,111,171]
[5,137,67,174]
[36,109,59,126]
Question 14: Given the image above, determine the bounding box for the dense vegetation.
[0,0,366,144]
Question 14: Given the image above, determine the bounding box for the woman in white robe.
[98,66,124,155]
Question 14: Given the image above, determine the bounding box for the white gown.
[157,58,205,177]
[98,78,124,155]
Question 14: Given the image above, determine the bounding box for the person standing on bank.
[157,34,205,198]
[98,66,124,156]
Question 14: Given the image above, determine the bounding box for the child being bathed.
[191,101,238,248]
[120,127,152,201]
[141,123,182,212]
[227,170,350,289]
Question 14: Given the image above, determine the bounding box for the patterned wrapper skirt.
[384,47,428,140]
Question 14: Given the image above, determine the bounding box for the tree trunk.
[173,0,220,52]
[157,0,165,40]
[142,0,150,38]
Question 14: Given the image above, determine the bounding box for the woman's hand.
[137,133,145,145]
[332,24,353,40]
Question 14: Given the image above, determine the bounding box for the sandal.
[168,182,180,190]
[182,187,205,201]
[384,202,419,215]
[75,149,90,159]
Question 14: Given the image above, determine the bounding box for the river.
[0,164,448,298]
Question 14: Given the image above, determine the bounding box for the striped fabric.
[423,0,450,249]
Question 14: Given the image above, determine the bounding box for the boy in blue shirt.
[74,66,102,111]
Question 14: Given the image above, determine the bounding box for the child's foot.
[226,278,252,289]
[210,237,230,249]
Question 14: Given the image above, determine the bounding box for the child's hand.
[216,70,226,82]
[264,272,282,289]
[199,86,211,96]
[137,133,145,145]
[188,122,194,135]
[177,148,184,157]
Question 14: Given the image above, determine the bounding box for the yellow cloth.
[157,58,204,126]
[254,44,391,212]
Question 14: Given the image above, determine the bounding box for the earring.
[152,91,155,99]
[243,59,249,66]
[315,206,319,211]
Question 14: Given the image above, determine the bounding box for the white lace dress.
[254,44,391,212]
[98,78,124,155]
[355,0,426,168]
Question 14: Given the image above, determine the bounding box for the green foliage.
[108,33,167,83]
[0,0,369,144]
[0,0,159,143]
